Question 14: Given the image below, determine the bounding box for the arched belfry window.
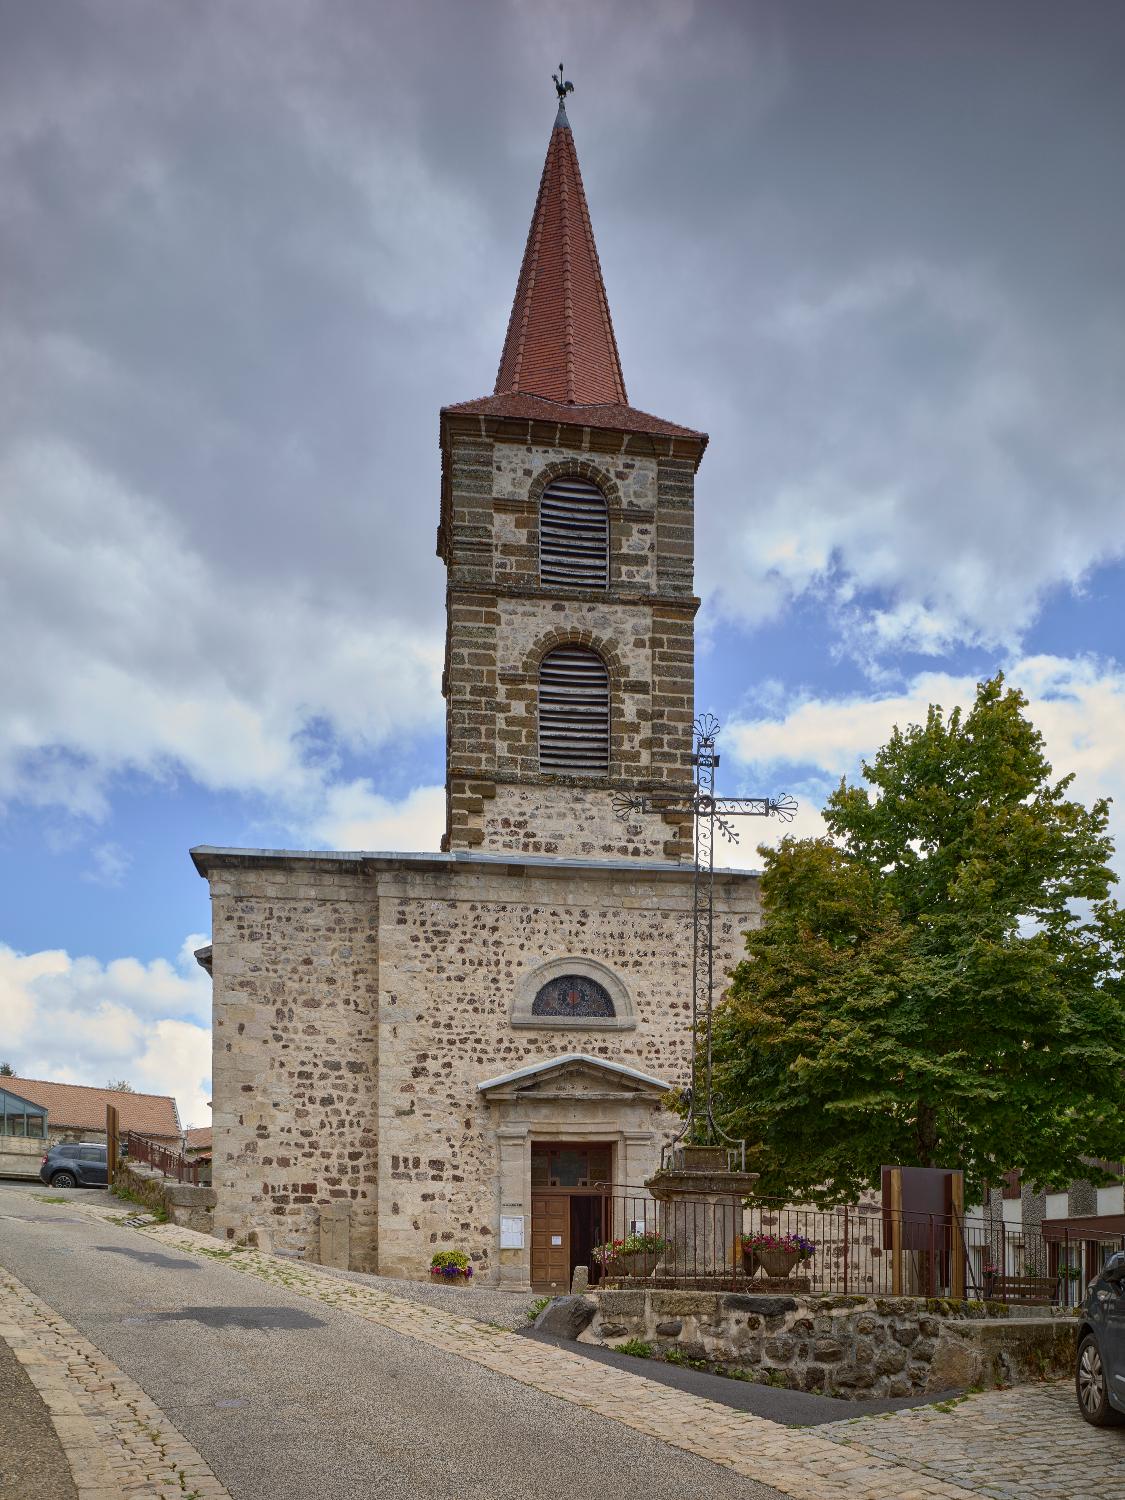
[539,476,608,589]
[538,646,610,774]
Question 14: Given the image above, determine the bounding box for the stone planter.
[756,1246,800,1278]
[612,1252,658,1278]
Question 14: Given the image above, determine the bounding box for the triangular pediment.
[477,1053,670,1102]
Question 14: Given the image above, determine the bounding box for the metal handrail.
[124,1130,200,1185]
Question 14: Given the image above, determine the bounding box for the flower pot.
[756,1247,800,1278]
[614,1252,657,1277]
[741,1247,758,1276]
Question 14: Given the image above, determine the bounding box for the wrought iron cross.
[613,714,796,1164]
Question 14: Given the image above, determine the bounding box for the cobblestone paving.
[0,1262,232,1499]
[820,1380,1125,1500]
[9,1188,1124,1500]
[309,1258,540,1328]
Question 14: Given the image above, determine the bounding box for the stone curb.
[0,1255,233,1500]
[0,1312,120,1500]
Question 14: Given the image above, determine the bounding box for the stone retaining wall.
[0,1136,46,1180]
[116,1162,217,1234]
[574,1289,1077,1398]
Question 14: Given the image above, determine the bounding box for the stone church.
[192,92,760,1291]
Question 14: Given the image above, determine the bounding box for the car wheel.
[49,1171,77,1189]
[1077,1334,1125,1426]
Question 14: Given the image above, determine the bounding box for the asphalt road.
[0,1185,783,1500]
[0,1331,77,1500]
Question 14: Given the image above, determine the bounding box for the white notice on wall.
[500,1215,524,1249]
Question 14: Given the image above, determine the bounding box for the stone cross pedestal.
[646,1145,758,1280]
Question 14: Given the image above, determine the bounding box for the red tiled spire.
[495,100,627,406]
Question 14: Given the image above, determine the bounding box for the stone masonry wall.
[374,860,759,1282]
[578,1290,1077,1399]
[441,422,698,860]
[208,859,379,1268]
[204,850,760,1282]
[481,785,669,860]
[0,1136,47,1179]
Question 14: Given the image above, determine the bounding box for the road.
[0,1184,781,1500]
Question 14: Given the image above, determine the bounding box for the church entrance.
[529,1141,612,1290]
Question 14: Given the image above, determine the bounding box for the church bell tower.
[437,83,706,862]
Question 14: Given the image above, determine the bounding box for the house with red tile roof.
[0,1074,181,1180]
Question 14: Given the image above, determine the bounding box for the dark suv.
[1076,1250,1125,1426]
[39,1142,109,1189]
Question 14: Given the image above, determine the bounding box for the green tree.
[0,1062,14,1076]
[711,674,1125,1205]
[106,1079,135,1093]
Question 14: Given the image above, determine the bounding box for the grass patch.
[615,1338,654,1359]
[663,1347,710,1372]
[191,1244,251,1261]
[110,1181,168,1222]
[32,1194,68,1204]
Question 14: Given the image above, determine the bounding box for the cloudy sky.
[2,0,1123,1125]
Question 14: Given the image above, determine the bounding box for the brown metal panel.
[889,1167,903,1296]
[950,1171,966,1299]
[1041,1213,1125,1239]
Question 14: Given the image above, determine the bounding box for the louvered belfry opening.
[539,476,608,589]
[538,646,610,774]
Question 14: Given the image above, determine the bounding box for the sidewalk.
[0,1333,76,1500]
[0,1260,231,1500]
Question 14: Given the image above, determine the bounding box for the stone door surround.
[477,1054,672,1289]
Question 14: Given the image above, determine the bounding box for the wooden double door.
[530,1142,610,1291]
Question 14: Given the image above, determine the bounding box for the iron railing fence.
[1046,1224,1125,1309]
[125,1130,201,1185]
[590,1187,1123,1306]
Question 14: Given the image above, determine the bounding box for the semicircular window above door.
[531,973,616,1019]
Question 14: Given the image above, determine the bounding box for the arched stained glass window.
[531,974,616,1019]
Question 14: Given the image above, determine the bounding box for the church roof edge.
[476,1053,671,1094]
[189,844,760,882]
[441,393,707,447]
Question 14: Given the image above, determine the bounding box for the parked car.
[38,1142,108,1189]
[1076,1250,1125,1426]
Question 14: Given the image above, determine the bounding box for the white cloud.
[309,780,445,851]
[81,842,132,887]
[726,655,1125,867]
[0,439,443,820]
[0,934,213,1126]
[700,258,1125,659]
